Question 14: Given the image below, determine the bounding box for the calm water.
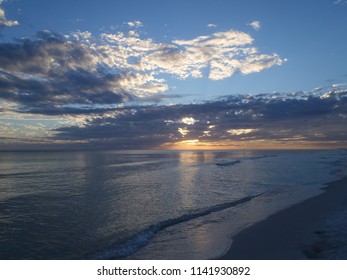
[0,149,346,259]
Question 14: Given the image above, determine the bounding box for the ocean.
[0,149,346,260]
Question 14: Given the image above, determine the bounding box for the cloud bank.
[54,89,347,149]
[0,23,285,116]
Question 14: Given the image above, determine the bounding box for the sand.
[219,176,347,260]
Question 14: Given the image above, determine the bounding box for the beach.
[220,176,347,260]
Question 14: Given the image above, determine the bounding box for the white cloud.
[248,21,261,31]
[227,128,258,135]
[71,30,93,42]
[240,54,283,74]
[117,73,169,96]
[157,29,284,80]
[181,117,198,125]
[207,23,217,28]
[174,30,253,47]
[0,7,19,27]
[77,28,284,84]
[127,20,143,28]
[332,83,346,88]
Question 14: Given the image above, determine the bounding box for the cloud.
[0,7,345,150]
[0,30,168,115]
[0,51,128,112]
[0,26,285,116]
[332,83,346,88]
[170,29,284,80]
[207,24,217,28]
[53,89,347,149]
[248,21,261,31]
[227,128,258,135]
[0,5,19,27]
[334,0,347,4]
[127,20,143,28]
[181,117,198,125]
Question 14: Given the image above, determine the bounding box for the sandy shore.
[219,176,347,260]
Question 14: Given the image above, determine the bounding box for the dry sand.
[219,176,347,260]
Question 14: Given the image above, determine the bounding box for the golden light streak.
[160,139,347,150]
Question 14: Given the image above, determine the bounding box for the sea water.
[0,149,346,259]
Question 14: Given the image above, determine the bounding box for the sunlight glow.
[160,138,341,150]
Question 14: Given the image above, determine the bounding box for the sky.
[0,0,347,150]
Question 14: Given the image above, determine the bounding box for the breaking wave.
[88,193,264,259]
[216,154,277,167]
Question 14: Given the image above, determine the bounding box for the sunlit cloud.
[172,30,284,80]
[227,128,258,135]
[181,117,198,125]
[178,127,189,136]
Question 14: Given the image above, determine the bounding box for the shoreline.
[219,176,347,260]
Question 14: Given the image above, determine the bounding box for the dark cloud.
[0,31,134,113]
[54,90,347,149]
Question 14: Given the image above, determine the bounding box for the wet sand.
[219,176,347,259]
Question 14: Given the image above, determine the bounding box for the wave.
[244,154,277,160]
[87,192,264,260]
[0,171,38,178]
[216,154,277,167]
[107,160,161,168]
[107,159,176,168]
[216,160,241,166]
